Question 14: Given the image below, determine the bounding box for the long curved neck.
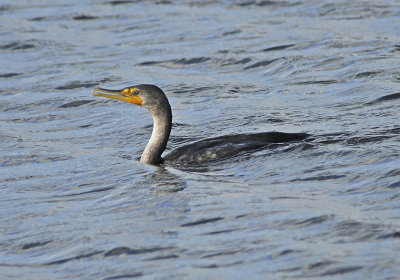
[140,104,172,165]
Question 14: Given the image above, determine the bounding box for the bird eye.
[122,88,139,96]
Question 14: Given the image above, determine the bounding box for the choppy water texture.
[1,0,400,279]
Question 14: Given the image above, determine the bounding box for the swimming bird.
[93,84,308,166]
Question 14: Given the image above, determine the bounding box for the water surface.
[1,0,400,279]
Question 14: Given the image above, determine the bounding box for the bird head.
[92,84,170,113]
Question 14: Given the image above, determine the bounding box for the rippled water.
[1,0,400,279]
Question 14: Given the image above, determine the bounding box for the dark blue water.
[1,0,400,279]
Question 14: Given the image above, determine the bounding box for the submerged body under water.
[1,0,400,279]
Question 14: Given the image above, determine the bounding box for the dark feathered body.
[164,132,309,165]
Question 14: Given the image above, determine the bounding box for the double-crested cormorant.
[93,84,308,166]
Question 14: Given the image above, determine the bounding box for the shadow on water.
[365,92,400,106]
[43,245,177,266]
[144,167,187,193]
